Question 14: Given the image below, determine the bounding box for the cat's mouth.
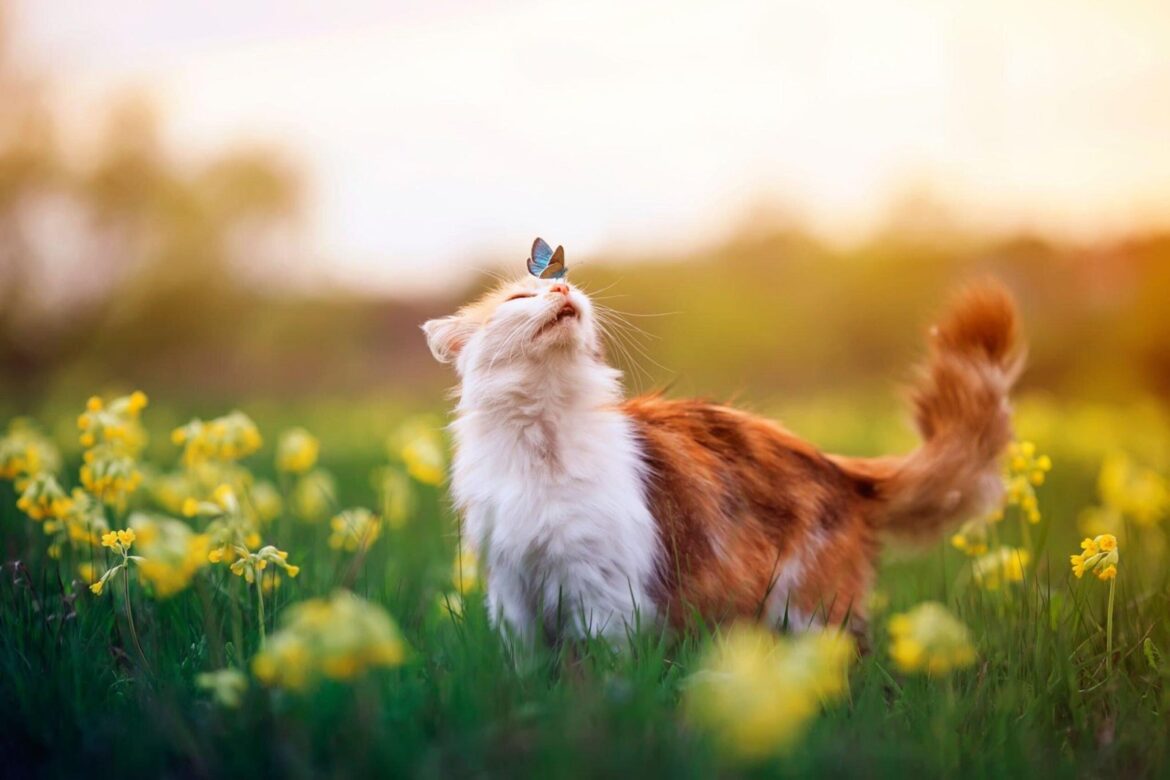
[536,302,579,337]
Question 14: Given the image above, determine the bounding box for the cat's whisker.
[575,278,623,299]
[597,316,658,389]
[595,307,662,345]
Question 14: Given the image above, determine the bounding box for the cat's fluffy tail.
[832,282,1025,543]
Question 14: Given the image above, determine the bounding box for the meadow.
[2,390,1168,779]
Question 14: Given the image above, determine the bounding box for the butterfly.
[526,237,567,279]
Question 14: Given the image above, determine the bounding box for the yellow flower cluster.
[1080,454,1168,535]
[276,427,319,474]
[0,418,61,483]
[684,624,855,761]
[42,488,108,558]
[1003,441,1051,524]
[77,392,148,453]
[183,482,240,518]
[172,411,263,467]
[76,392,150,510]
[80,448,144,509]
[130,514,211,598]
[391,418,446,486]
[1070,534,1119,581]
[90,528,139,596]
[439,547,481,617]
[16,473,73,521]
[971,547,1030,591]
[180,482,273,571]
[229,544,300,584]
[102,528,136,550]
[888,602,976,675]
[252,590,407,691]
[375,467,414,530]
[328,508,382,552]
[250,480,284,524]
[950,517,990,557]
[292,468,336,523]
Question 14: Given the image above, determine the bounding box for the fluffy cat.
[423,275,1022,643]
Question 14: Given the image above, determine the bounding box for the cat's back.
[619,395,870,623]
[619,395,853,498]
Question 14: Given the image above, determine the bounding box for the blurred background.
[1,0,1169,440]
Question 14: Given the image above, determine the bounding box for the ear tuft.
[422,316,474,364]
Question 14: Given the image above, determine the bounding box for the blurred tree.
[0,3,301,403]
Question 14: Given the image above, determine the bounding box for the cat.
[423,274,1022,644]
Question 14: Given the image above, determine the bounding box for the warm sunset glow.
[15,0,1170,292]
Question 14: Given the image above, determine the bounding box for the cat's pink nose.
[549,283,569,296]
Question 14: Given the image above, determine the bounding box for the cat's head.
[422,276,601,376]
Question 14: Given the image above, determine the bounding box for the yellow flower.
[90,580,104,596]
[1096,453,1168,527]
[276,428,320,474]
[172,411,263,467]
[453,546,479,595]
[0,418,62,481]
[328,508,382,552]
[391,419,446,486]
[292,469,336,523]
[971,547,1030,591]
[250,481,283,524]
[80,447,143,509]
[131,514,211,598]
[76,391,149,456]
[212,483,237,510]
[1070,534,1120,581]
[252,590,407,691]
[100,527,137,555]
[888,602,975,676]
[77,562,99,584]
[128,391,148,413]
[684,624,855,761]
[259,570,284,594]
[229,545,300,585]
[438,591,466,618]
[16,473,73,522]
[1003,440,1051,524]
[950,517,990,557]
[376,467,415,529]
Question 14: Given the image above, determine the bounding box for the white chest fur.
[449,366,660,641]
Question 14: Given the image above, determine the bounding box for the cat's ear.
[422,315,476,364]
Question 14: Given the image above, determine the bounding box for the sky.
[12,0,1170,294]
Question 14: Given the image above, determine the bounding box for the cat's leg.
[546,563,654,645]
[486,562,537,649]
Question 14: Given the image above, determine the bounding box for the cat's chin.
[533,303,581,345]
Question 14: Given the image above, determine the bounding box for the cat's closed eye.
[505,292,536,302]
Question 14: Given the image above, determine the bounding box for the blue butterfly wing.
[527,237,553,277]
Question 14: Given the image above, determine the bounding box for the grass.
[1,398,1169,778]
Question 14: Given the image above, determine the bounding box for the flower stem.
[122,570,149,671]
[1105,576,1116,675]
[256,578,267,647]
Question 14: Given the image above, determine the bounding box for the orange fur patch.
[621,397,879,632]
[619,283,1021,637]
